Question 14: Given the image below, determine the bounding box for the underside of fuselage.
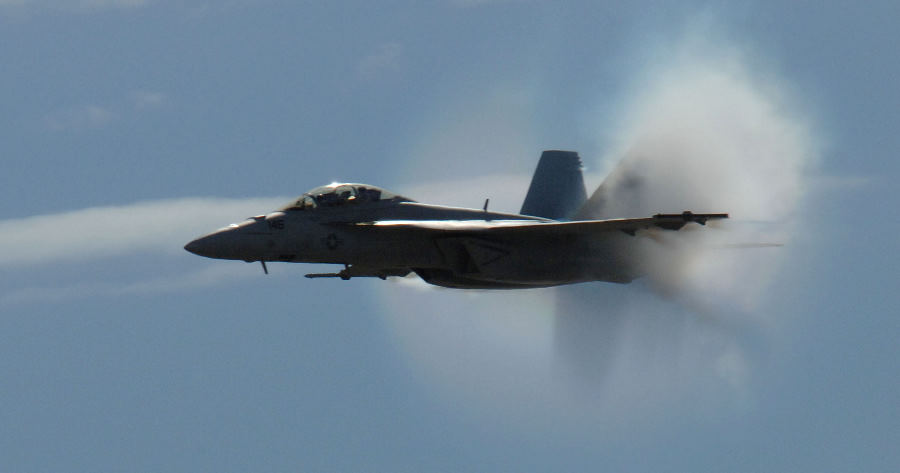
[410,267,634,289]
[412,268,565,289]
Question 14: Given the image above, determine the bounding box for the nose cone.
[184,234,217,258]
[184,228,248,260]
[184,238,206,256]
[185,218,274,261]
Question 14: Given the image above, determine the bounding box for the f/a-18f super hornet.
[185,151,727,289]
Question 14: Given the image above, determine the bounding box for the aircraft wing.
[351,212,728,236]
[319,212,726,283]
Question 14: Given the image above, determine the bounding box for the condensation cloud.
[379,27,819,427]
[580,30,816,312]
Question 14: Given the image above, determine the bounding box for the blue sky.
[1,1,898,472]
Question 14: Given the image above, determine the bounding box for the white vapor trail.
[0,196,288,267]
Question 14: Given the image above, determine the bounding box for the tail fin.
[520,150,587,220]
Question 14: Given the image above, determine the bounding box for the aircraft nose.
[184,231,234,258]
[184,226,260,260]
[184,236,212,257]
[184,238,203,256]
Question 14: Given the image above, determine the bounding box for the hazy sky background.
[1,1,898,472]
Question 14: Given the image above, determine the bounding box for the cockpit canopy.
[280,183,414,211]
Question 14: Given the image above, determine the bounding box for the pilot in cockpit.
[281,184,412,212]
[357,187,382,202]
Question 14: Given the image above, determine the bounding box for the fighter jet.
[184,151,727,289]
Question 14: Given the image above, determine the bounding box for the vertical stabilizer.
[520,150,587,220]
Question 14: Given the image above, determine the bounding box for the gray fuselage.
[185,198,641,289]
